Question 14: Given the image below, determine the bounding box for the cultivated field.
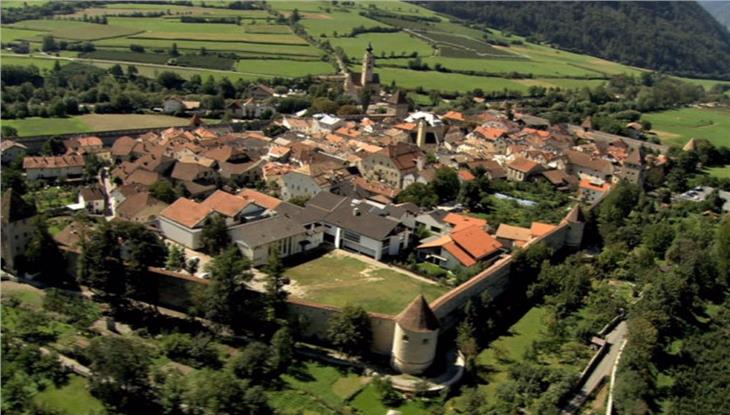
[284,251,447,314]
[3,113,194,137]
[643,107,730,147]
[3,0,725,95]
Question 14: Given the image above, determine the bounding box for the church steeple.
[361,43,375,86]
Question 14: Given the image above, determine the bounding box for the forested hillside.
[418,1,730,79]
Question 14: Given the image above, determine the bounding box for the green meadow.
[330,32,435,59]
[9,19,142,41]
[643,107,730,147]
[2,114,192,137]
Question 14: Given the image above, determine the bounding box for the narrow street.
[563,321,628,414]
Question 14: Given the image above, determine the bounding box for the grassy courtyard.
[284,251,447,315]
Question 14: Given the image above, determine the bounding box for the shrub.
[160,333,221,369]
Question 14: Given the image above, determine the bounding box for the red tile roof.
[443,213,487,232]
[508,157,541,174]
[451,226,503,260]
[159,198,211,228]
[238,189,281,210]
[443,241,477,267]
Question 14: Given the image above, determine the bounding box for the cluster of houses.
[1,70,670,275]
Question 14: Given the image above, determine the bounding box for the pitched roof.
[238,189,282,210]
[417,234,452,249]
[458,169,475,182]
[79,186,105,201]
[159,198,211,228]
[496,223,532,242]
[396,295,440,332]
[307,191,347,212]
[324,199,401,241]
[116,192,167,222]
[171,162,212,182]
[23,155,85,169]
[507,158,541,174]
[111,136,137,157]
[234,215,306,248]
[443,240,477,267]
[126,169,160,186]
[200,190,249,217]
[443,213,487,232]
[530,222,557,237]
[566,150,613,174]
[451,226,503,260]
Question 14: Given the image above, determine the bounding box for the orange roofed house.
[23,155,85,180]
[506,157,543,182]
[416,213,504,270]
[157,189,280,250]
[578,178,612,204]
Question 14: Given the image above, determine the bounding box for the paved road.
[563,321,628,414]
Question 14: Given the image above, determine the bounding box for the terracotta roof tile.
[451,226,503,260]
[159,198,211,228]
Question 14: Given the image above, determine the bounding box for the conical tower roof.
[396,295,440,332]
[683,138,697,152]
[563,205,585,223]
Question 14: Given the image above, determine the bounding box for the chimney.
[416,118,426,149]
[353,207,361,216]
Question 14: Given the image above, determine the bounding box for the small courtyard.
[284,250,448,315]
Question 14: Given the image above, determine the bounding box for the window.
[343,230,360,243]
[402,335,409,342]
[422,339,429,345]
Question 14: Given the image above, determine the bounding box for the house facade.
[23,155,85,180]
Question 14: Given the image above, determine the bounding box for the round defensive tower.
[391,295,440,375]
[563,205,586,248]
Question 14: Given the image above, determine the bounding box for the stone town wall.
[58,199,603,359]
[430,222,570,327]
[288,298,396,355]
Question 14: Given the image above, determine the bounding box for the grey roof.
[234,216,307,248]
[1,189,36,225]
[307,191,347,212]
[323,199,401,241]
[274,202,304,218]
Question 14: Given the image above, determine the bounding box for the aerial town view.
[1,1,729,414]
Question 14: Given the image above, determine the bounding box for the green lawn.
[285,251,447,314]
[350,383,430,415]
[474,307,547,397]
[269,360,368,414]
[33,375,106,415]
[643,107,730,148]
[4,113,192,137]
[706,165,730,178]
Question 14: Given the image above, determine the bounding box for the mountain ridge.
[417,1,730,79]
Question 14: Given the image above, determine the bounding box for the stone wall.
[288,298,396,355]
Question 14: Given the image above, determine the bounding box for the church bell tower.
[361,43,375,86]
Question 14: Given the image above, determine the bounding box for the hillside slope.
[418,1,730,79]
